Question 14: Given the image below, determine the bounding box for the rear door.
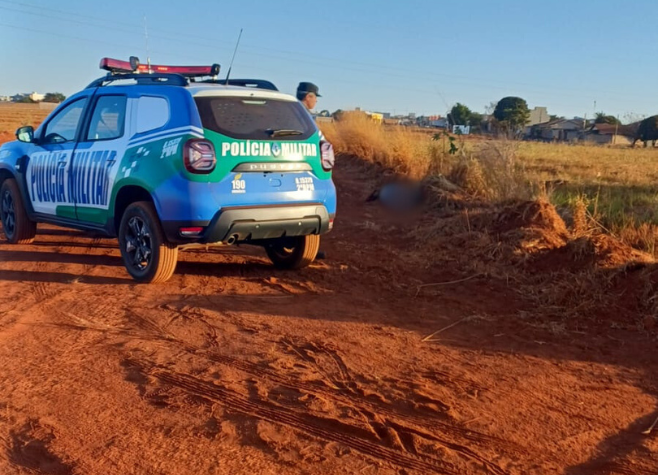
[26,95,90,219]
[71,93,129,225]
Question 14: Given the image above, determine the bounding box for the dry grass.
[322,114,658,257]
[321,112,440,180]
[321,113,534,201]
[0,103,53,134]
[515,142,658,255]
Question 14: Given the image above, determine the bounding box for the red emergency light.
[99,56,220,78]
[100,57,137,73]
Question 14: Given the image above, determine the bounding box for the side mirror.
[16,126,34,143]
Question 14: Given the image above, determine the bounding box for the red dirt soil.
[1,160,658,474]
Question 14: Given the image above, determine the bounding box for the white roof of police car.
[188,84,297,102]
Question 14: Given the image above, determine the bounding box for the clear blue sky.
[1,0,656,122]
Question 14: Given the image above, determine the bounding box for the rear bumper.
[162,204,332,244]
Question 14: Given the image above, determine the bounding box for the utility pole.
[144,15,151,73]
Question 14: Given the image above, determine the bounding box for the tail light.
[179,226,204,237]
[184,139,216,173]
[320,141,335,171]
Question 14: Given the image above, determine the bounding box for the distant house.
[29,92,45,102]
[584,123,637,145]
[315,116,334,124]
[526,118,586,142]
[427,115,449,128]
[527,107,550,127]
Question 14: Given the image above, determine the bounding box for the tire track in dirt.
[279,343,520,469]
[280,339,459,413]
[281,338,359,392]
[202,348,486,439]
[108,307,523,470]
[117,327,519,474]
[0,258,61,336]
[105,298,518,473]
[133,360,496,475]
[199,341,516,451]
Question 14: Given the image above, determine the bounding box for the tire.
[265,234,320,270]
[1,179,36,244]
[118,201,178,283]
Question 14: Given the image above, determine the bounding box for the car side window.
[42,98,87,144]
[86,95,127,141]
[136,96,170,134]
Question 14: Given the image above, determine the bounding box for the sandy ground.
[1,162,658,475]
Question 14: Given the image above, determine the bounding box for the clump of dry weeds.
[321,114,535,203]
[321,113,439,180]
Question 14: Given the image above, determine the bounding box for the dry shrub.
[320,113,440,180]
[440,140,535,202]
[447,159,490,197]
[492,199,570,237]
[477,140,535,201]
[322,115,537,206]
[488,199,572,262]
[616,222,658,256]
[571,196,590,237]
[588,234,653,268]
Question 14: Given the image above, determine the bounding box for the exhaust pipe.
[225,234,239,245]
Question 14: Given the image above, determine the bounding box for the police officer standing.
[296,82,321,114]
[296,82,327,260]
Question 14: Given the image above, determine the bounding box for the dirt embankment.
[0,156,657,474]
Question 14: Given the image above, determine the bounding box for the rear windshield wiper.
[266,129,303,137]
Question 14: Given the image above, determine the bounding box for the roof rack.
[86,73,188,89]
[194,78,279,91]
[86,56,221,89]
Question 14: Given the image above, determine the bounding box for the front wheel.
[118,201,178,283]
[265,234,320,270]
[1,179,36,244]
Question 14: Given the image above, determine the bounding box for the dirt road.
[1,161,657,474]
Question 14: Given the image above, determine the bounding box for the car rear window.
[194,96,316,140]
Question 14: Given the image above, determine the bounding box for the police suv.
[0,57,336,283]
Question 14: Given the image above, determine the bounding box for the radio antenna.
[144,15,151,73]
[224,28,243,85]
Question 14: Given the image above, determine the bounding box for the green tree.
[16,96,34,103]
[594,112,621,125]
[469,112,483,130]
[493,96,530,135]
[43,92,66,103]
[449,103,472,125]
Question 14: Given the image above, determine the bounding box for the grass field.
[320,114,658,255]
[0,102,54,141]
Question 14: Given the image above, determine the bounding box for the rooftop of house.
[532,118,586,129]
[589,123,638,136]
